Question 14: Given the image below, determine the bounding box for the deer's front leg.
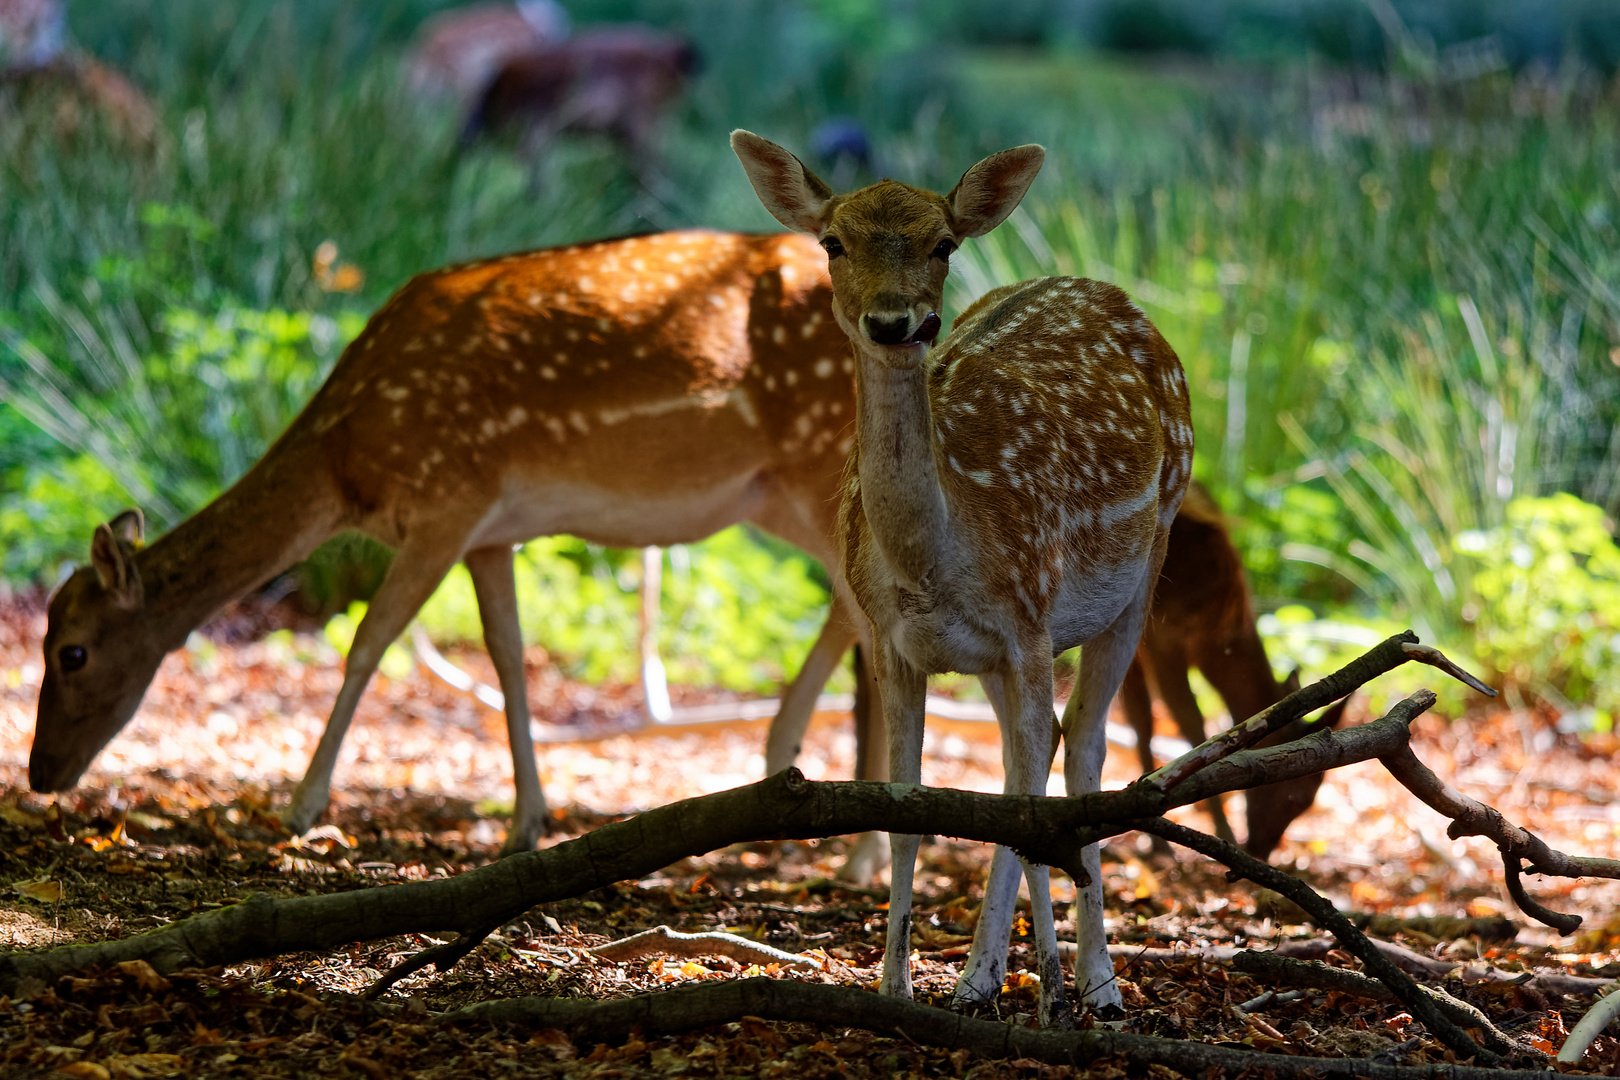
[286,529,463,835]
[876,643,926,1001]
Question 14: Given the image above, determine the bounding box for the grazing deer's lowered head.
[732,131,1193,1025]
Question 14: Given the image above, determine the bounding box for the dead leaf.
[15,878,62,902]
[116,959,174,993]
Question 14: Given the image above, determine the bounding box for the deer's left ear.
[89,515,144,610]
[731,129,835,234]
[947,144,1045,238]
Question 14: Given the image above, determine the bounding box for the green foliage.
[0,293,363,579]
[1455,495,1620,719]
[415,528,831,693]
[4,0,1620,710]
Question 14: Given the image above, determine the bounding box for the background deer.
[732,131,1193,1023]
[31,229,866,854]
[407,1,570,105]
[460,25,698,181]
[1123,481,1347,857]
[0,0,155,146]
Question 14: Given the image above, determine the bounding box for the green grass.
[4,1,1620,707]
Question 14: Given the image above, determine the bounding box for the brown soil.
[2,595,1619,1077]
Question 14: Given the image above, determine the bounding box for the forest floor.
[2,591,1620,1078]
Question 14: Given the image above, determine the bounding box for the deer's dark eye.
[59,645,87,672]
[821,236,845,258]
[931,238,956,260]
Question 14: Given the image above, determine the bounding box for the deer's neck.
[852,348,952,592]
[135,433,342,650]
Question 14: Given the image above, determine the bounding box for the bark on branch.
[447,976,1555,1079]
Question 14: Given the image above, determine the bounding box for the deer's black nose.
[863,312,912,345]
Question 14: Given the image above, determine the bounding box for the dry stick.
[1132,811,1513,1067]
[1230,950,1533,1059]
[1381,743,1620,933]
[1560,982,1620,1065]
[587,925,816,969]
[1149,630,1425,793]
[447,976,1558,1080]
[1105,940,1611,999]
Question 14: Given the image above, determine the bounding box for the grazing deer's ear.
[89,516,144,610]
[730,129,834,234]
[108,507,145,546]
[1282,666,1302,694]
[947,144,1045,238]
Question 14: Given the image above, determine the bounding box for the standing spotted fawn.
[732,131,1193,1022]
[31,230,870,853]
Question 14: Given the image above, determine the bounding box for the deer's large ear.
[89,512,144,610]
[730,130,835,234]
[947,144,1045,238]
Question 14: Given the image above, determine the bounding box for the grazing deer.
[407,1,570,104]
[1122,482,1347,858]
[462,26,697,179]
[731,132,1193,1023]
[31,230,868,854]
[0,0,155,146]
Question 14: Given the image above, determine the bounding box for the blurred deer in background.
[1122,481,1347,858]
[31,230,872,855]
[461,25,698,183]
[0,0,155,145]
[732,130,1193,1024]
[407,1,569,105]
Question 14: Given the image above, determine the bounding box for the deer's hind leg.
[466,543,549,853]
[952,650,1071,1027]
[1061,566,1158,1013]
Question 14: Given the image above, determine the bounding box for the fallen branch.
[1,711,1422,996]
[1380,743,1620,933]
[1148,631,1437,792]
[1101,939,1610,999]
[446,976,1558,1080]
[1230,949,1533,1058]
[1133,815,1514,1067]
[1560,983,1620,1065]
[1270,937,1612,998]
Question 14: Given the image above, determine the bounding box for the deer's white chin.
[858,339,930,369]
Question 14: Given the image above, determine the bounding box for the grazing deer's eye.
[931,238,956,260]
[59,645,87,672]
[820,236,845,259]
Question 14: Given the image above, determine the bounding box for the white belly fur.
[467,471,771,550]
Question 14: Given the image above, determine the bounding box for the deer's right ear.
[730,130,834,234]
[948,144,1045,238]
[89,517,144,609]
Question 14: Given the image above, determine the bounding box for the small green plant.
[1455,494,1620,722]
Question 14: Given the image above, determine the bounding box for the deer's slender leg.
[1146,636,1235,843]
[465,543,548,853]
[1120,654,1156,775]
[876,644,927,1001]
[839,623,894,884]
[1061,572,1154,1012]
[951,670,1022,1008]
[763,592,859,774]
[285,530,466,834]
[952,657,1070,1026]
